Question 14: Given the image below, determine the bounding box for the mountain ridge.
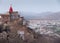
[20,12,60,20]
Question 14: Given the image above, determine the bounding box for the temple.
[0,5,24,25]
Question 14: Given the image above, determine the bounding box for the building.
[0,5,22,23]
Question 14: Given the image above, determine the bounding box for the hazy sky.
[0,0,60,13]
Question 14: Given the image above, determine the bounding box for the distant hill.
[20,12,42,19]
[20,12,60,20]
[44,12,60,20]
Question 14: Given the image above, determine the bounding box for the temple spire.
[9,4,13,22]
[9,5,13,13]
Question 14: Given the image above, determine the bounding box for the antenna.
[9,0,12,5]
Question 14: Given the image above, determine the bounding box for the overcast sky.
[0,0,60,13]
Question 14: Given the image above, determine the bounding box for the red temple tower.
[9,5,13,14]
